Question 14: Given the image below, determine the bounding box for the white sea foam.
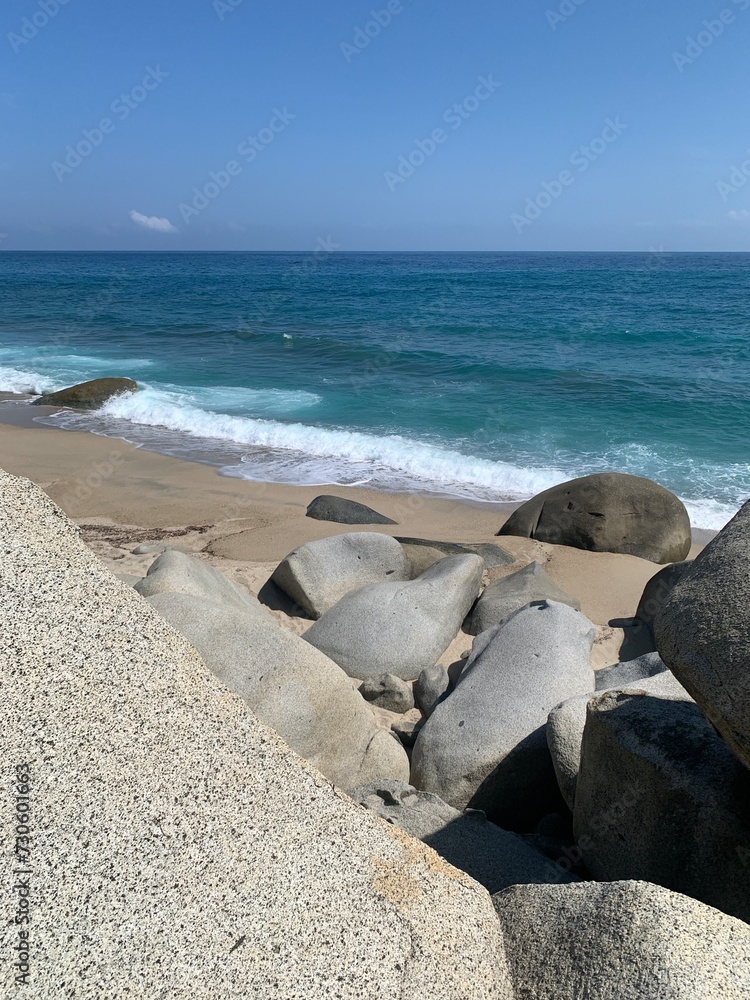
[84,384,577,500]
[0,365,62,395]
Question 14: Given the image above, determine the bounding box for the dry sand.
[0,399,707,671]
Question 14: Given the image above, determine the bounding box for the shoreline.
[0,394,713,675]
[0,395,719,546]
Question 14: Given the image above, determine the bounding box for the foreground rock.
[467,561,580,635]
[396,537,514,577]
[306,494,396,525]
[149,591,409,791]
[271,532,409,619]
[411,601,595,826]
[351,780,577,894]
[547,667,691,810]
[33,376,138,409]
[304,554,483,681]
[498,472,691,564]
[135,549,274,619]
[655,501,750,770]
[0,470,511,997]
[494,880,750,999]
[574,691,750,922]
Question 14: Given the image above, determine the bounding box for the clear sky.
[2,0,750,250]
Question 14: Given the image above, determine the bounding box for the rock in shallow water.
[350,780,577,894]
[270,531,409,619]
[305,494,396,524]
[33,377,138,409]
[411,600,595,826]
[655,499,750,771]
[304,554,483,681]
[574,690,750,922]
[494,880,750,1000]
[497,472,692,564]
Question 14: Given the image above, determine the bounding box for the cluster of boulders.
[136,473,750,993]
[5,466,750,996]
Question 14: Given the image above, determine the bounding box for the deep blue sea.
[1,251,749,529]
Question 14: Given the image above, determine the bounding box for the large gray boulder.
[498,473,691,564]
[411,600,595,826]
[148,591,409,791]
[350,780,577,894]
[135,549,273,619]
[547,667,691,810]
[396,537,513,577]
[33,376,138,409]
[270,532,409,619]
[467,561,580,635]
[635,561,691,630]
[655,501,750,770]
[0,469,512,998]
[494,880,750,999]
[306,494,396,525]
[304,555,483,681]
[574,691,750,922]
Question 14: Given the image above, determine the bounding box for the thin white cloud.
[129,209,177,233]
[727,209,750,222]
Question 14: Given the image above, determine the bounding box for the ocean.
[1,250,748,530]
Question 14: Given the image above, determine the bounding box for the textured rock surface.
[594,651,667,691]
[574,691,750,922]
[467,561,581,635]
[304,555,483,681]
[306,494,396,525]
[494,880,750,999]
[497,472,691,564]
[414,663,451,718]
[655,501,750,770]
[270,531,409,619]
[135,548,273,618]
[547,670,691,810]
[635,561,691,629]
[0,470,512,998]
[33,376,137,409]
[396,537,514,577]
[359,673,414,713]
[411,601,595,825]
[148,591,409,790]
[351,780,577,894]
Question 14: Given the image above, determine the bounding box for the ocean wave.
[0,365,62,395]
[65,384,574,500]
[18,379,746,530]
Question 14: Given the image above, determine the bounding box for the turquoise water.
[1,251,749,529]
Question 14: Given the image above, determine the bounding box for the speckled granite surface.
[0,470,510,999]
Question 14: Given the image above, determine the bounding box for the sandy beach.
[0,397,708,672]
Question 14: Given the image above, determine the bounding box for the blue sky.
[2,0,750,250]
